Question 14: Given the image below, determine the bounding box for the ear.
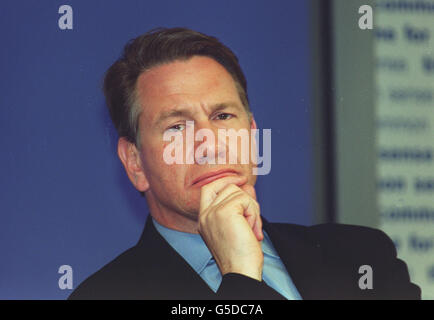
[117,137,150,193]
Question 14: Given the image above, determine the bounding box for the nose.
[187,120,227,165]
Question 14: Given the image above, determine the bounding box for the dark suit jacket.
[68,216,421,300]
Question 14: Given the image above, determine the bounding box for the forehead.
[135,56,242,122]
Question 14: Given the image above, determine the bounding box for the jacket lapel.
[135,215,333,299]
[134,215,216,299]
[262,218,330,299]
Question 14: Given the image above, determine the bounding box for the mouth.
[191,169,239,188]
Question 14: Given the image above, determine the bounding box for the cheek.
[146,141,169,167]
[147,143,187,183]
[184,196,197,208]
[145,146,162,171]
[166,163,182,178]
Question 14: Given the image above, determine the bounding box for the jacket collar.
[151,217,214,275]
[260,218,328,299]
[135,214,326,299]
[135,215,216,299]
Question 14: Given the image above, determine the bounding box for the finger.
[211,184,262,241]
[212,183,258,208]
[252,215,264,241]
[241,202,262,241]
[245,213,255,229]
[240,184,257,201]
[239,184,262,240]
[212,194,261,240]
[212,186,262,240]
[211,184,243,207]
[216,191,260,227]
[244,214,262,241]
[200,175,247,211]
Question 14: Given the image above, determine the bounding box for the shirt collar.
[153,218,281,272]
[261,230,280,259]
[152,218,213,274]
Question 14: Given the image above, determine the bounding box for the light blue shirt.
[152,218,302,300]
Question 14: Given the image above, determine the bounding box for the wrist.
[222,269,263,281]
[220,258,264,281]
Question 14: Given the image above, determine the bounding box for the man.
[69,28,420,300]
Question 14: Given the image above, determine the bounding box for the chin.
[178,208,200,222]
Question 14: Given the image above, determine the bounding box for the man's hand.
[198,175,264,281]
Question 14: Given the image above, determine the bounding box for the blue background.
[0,0,312,299]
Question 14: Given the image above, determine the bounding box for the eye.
[166,123,186,132]
[215,113,233,120]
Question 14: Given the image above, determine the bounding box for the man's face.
[133,56,257,221]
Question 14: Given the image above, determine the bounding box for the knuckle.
[227,183,240,192]
[198,216,210,233]
[233,190,246,199]
[198,216,205,228]
[218,184,237,198]
[201,184,210,194]
[214,206,226,218]
[253,199,260,210]
[199,210,209,224]
[241,192,252,202]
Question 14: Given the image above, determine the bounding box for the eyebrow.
[153,102,241,127]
